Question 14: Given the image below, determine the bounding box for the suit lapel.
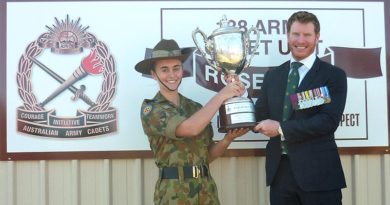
[280,61,291,94]
[276,62,291,120]
[297,57,321,92]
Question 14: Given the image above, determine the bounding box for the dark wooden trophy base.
[217,97,257,133]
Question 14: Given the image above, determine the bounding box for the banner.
[1,1,389,159]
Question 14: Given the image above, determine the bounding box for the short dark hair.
[287,11,320,34]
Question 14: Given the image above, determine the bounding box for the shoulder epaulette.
[143,99,155,104]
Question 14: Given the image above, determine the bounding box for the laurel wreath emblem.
[17,32,117,112]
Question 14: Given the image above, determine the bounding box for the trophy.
[192,15,260,133]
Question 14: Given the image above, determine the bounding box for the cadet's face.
[152,58,183,92]
[287,21,320,61]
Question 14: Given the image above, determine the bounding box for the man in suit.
[253,11,347,205]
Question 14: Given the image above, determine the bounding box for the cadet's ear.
[150,69,157,80]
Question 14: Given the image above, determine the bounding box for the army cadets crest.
[143,104,153,115]
[16,15,117,138]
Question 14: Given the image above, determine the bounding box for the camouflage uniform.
[141,92,220,205]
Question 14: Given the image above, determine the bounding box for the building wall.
[0,154,389,205]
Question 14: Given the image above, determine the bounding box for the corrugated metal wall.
[0,154,389,205]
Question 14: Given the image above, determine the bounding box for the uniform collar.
[153,91,183,108]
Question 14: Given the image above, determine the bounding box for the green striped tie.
[281,62,302,154]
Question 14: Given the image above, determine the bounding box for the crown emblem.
[38,14,96,54]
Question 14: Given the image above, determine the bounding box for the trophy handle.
[244,26,261,69]
[192,28,221,72]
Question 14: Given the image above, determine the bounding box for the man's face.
[287,21,320,61]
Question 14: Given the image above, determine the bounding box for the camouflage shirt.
[141,92,220,205]
[141,91,214,167]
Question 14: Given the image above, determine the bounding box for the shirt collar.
[290,52,316,70]
[153,91,183,107]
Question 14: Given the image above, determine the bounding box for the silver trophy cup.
[192,15,260,133]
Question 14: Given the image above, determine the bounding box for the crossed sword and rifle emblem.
[28,50,104,107]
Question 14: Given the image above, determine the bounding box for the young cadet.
[135,39,249,204]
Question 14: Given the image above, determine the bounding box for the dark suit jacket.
[255,57,347,192]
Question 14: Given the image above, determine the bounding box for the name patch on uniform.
[290,86,331,110]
